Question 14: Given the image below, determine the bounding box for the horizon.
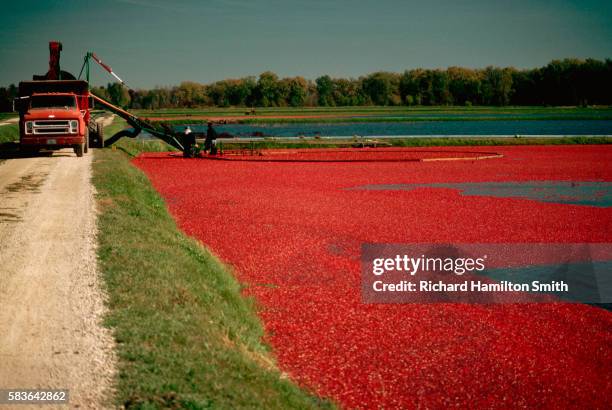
[1,0,611,88]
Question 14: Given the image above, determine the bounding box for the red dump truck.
[16,80,91,156]
[14,41,105,157]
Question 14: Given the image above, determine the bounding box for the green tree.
[447,67,481,105]
[226,77,256,106]
[177,81,206,108]
[16,57,607,110]
[90,85,110,101]
[361,72,395,105]
[256,71,281,107]
[333,78,365,106]
[1,84,18,111]
[316,75,334,106]
[207,81,230,107]
[481,67,514,106]
[399,70,422,105]
[106,82,131,108]
[286,77,308,107]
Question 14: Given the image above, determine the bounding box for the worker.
[205,122,218,154]
[183,125,195,158]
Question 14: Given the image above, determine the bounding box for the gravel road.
[0,149,115,409]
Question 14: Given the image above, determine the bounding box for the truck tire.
[97,123,105,148]
[74,143,84,157]
[84,129,89,154]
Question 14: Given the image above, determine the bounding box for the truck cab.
[17,80,90,157]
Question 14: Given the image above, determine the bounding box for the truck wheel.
[74,143,84,157]
[97,123,105,148]
[84,130,89,154]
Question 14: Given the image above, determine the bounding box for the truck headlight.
[70,120,78,134]
[25,121,33,134]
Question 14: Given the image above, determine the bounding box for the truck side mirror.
[88,95,95,109]
[13,96,29,113]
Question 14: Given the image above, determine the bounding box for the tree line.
[1,58,610,111]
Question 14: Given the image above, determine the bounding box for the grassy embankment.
[94,118,333,408]
[135,106,612,125]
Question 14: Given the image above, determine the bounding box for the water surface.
[183,120,612,138]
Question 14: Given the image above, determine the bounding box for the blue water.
[183,120,612,138]
[349,181,612,207]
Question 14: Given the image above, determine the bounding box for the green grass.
[103,117,129,137]
[0,123,19,144]
[387,135,612,146]
[102,117,177,156]
[0,113,17,121]
[215,136,612,151]
[93,121,332,409]
[112,137,176,157]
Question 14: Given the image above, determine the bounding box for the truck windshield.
[30,95,77,109]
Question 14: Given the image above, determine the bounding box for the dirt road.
[0,150,115,408]
[0,117,18,127]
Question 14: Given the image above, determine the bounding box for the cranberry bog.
[134,145,611,408]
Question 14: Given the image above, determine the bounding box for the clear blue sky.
[0,0,610,88]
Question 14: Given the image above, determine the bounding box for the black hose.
[104,128,141,146]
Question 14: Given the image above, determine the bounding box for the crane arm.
[78,51,131,89]
[89,53,129,88]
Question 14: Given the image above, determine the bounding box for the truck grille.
[32,120,70,134]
